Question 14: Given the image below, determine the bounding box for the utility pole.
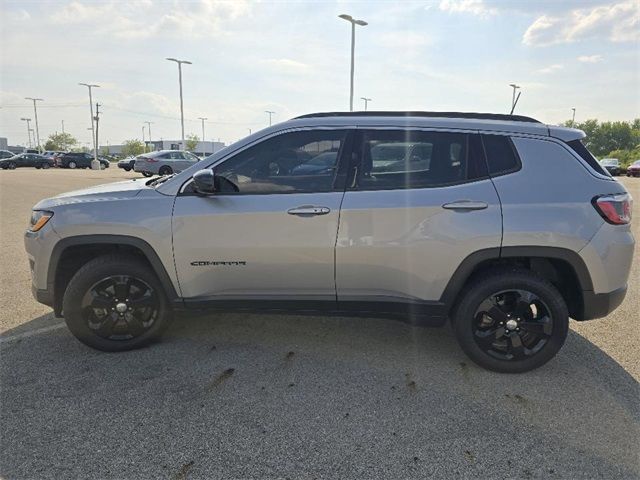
[361,97,372,111]
[61,120,65,134]
[78,83,100,169]
[265,110,275,126]
[571,108,576,126]
[25,98,43,153]
[198,117,207,158]
[166,57,192,150]
[95,103,101,157]
[20,118,32,148]
[145,121,153,151]
[339,14,368,112]
[142,125,146,152]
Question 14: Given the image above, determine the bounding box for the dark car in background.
[0,153,53,169]
[626,160,640,177]
[117,156,136,171]
[599,158,620,176]
[56,152,109,169]
[0,150,15,159]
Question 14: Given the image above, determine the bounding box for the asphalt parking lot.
[1,168,638,479]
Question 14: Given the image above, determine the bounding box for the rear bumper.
[578,285,627,320]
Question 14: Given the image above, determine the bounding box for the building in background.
[100,140,226,157]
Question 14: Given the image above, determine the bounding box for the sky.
[0,0,638,149]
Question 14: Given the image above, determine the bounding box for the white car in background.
[133,150,201,177]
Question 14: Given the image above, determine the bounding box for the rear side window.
[566,139,609,176]
[482,134,520,175]
[355,130,487,191]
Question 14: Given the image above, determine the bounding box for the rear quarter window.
[566,140,609,176]
[482,134,520,175]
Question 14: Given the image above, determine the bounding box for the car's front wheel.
[452,269,569,373]
[159,166,173,175]
[41,162,50,169]
[62,254,172,352]
[68,161,77,169]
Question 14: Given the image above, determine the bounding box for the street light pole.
[571,108,576,125]
[339,14,368,112]
[198,117,207,158]
[361,97,372,111]
[166,57,192,150]
[142,125,146,152]
[265,110,275,126]
[145,121,154,151]
[509,83,520,113]
[78,83,100,169]
[20,118,32,148]
[25,97,43,153]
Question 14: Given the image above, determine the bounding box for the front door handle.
[442,200,488,211]
[287,205,331,216]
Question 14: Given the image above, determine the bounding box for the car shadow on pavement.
[1,312,639,480]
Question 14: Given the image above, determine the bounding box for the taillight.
[592,193,632,225]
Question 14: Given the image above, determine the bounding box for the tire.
[452,269,569,373]
[7,162,16,170]
[35,165,41,169]
[68,161,77,169]
[124,167,131,172]
[41,163,50,169]
[159,166,173,175]
[62,254,172,352]
[142,171,153,177]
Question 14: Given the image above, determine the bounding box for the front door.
[172,128,353,302]
[336,129,502,309]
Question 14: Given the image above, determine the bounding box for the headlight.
[29,210,53,232]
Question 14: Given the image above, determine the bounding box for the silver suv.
[24,112,634,373]
[133,150,201,177]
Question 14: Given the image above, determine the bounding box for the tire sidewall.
[63,258,172,352]
[68,161,76,169]
[453,272,569,373]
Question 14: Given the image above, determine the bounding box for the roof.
[295,111,542,124]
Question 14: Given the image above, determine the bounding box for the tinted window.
[566,139,609,176]
[215,129,347,194]
[355,130,486,190]
[482,134,520,175]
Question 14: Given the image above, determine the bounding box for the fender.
[47,234,179,303]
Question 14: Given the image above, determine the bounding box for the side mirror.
[193,169,216,195]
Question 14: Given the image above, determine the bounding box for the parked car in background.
[117,156,136,171]
[0,150,15,159]
[626,160,640,177]
[0,153,53,169]
[599,158,620,176]
[133,150,200,177]
[56,152,109,169]
[42,151,65,159]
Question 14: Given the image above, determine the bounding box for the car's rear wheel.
[142,171,153,177]
[62,254,172,352]
[159,166,173,175]
[124,167,131,172]
[7,162,16,170]
[452,269,569,373]
[41,162,50,169]
[68,161,77,169]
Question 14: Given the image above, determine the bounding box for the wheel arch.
[48,235,179,316]
[440,246,593,320]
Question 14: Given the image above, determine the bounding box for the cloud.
[438,0,498,18]
[259,59,310,74]
[523,1,639,46]
[578,54,604,63]
[50,0,252,39]
[537,64,564,74]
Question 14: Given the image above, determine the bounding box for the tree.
[43,132,78,151]
[562,118,640,162]
[185,134,199,152]
[100,146,110,156]
[121,139,146,157]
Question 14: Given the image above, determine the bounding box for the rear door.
[336,128,502,309]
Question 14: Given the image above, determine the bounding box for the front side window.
[355,130,486,190]
[214,129,347,194]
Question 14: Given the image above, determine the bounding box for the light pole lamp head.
[21,117,31,121]
[339,14,367,26]
[167,57,192,65]
[509,83,520,90]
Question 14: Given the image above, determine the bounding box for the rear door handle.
[442,200,488,211]
[287,205,331,216]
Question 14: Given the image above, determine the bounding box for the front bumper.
[32,284,54,308]
[579,286,627,320]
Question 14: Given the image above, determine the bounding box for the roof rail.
[294,111,542,124]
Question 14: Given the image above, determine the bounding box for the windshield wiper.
[147,173,176,187]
